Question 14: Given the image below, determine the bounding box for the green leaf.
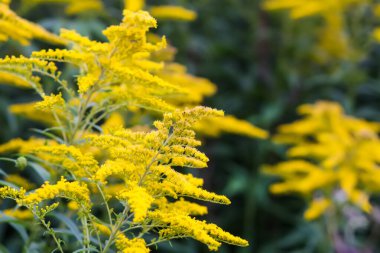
[10,223,28,242]
[0,169,8,177]
[28,162,50,182]
[51,213,82,243]
[0,180,19,189]
[72,248,100,253]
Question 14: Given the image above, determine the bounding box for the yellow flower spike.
[20,0,104,16]
[67,200,79,211]
[115,232,150,253]
[93,159,137,184]
[196,115,268,139]
[304,198,331,220]
[154,197,208,216]
[374,4,380,17]
[0,186,25,200]
[266,100,380,219]
[0,2,64,45]
[77,72,101,94]
[0,72,32,88]
[19,177,91,209]
[64,0,103,15]
[0,56,59,95]
[0,9,250,251]
[150,6,197,21]
[93,222,111,236]
[373,28,380,42]
[34,93,65,112]
[31,49,91,66]
[148,210,248,251]
[5,175,35,191]
[33,144,99,177]
[151,165,231,204]
[124,0,145,11]
[101,112,125,134]
[10,102,59,126]
[350,190,372,213]
[116,185,154,223]
[2,208,34,220]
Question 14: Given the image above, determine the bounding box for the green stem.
[101,207,129,253]
[81,216,90,252]
[36,214,64,253]
[96,184,113,226]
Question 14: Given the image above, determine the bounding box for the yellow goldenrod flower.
[150,6,197,21]
[34,93,65,112]
[67,200,79,211]
[2,208,34,220]
[154,197,208,216]
[93,222,111,236]
[101,112,125,134]
[0,137,51,154]
[0,9,250,252]
[196,115,268,139]
[373,27,380,42]
[20,177,91,209]
[124,0,144,11]
[374,3,380,17]
[0,1,64,45]
[0,56,59,95]
[0,186,25,200]
[0,71,32,88]
[10,102,58,125]
[93,159,136,184]
[148,209,248,251]
[115,233,150,253]
[116,185,154,222]
[5,175,35,191]
[33,144,99,177]
[64,0,103,15]
[265,101,380,219]
[304,198,331,220]
[20,0,103,15]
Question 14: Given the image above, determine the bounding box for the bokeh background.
[2,0,380,252]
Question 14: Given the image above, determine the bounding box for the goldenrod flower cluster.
[0,8,256,252]
[265,101,380,220]
[0,0,63,45]
[20,0,103,15]
[125,0,197,21]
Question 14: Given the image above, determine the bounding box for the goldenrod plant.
[0,6,266,252]
[264,101,380,249]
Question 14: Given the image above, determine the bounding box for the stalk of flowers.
[264,101,380,221]
[18,0,104,15]
[0,0,64,45]
[0,9,258,252]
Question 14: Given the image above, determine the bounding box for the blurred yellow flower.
[265,101,380,219]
